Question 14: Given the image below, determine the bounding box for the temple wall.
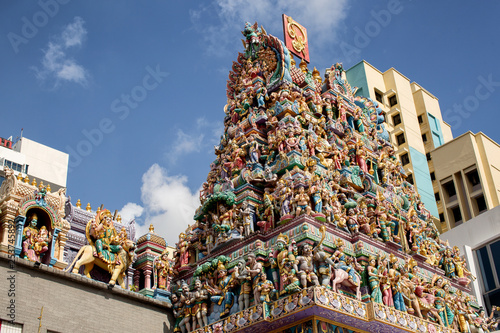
[0,253,173,333]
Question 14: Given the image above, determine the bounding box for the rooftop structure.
[0,136,69,192]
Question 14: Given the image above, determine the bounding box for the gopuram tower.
[168,21,495,333]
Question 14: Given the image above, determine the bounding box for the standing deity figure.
[176,232,190,269]
[269,233,295,293]
[239,201,254,236]
[234,259,252,310]
[191,278,209,330]
[295,243,320,288]
[309,180,323,213]
[388,254,406,312]
[155,249,173,291]
[313,227,335,287]
[293,186,311,217]
[179,280,192,333]
[245,253,263,304]
[378,254,394,308]
[367,255,383,304]
[432,276,455,327]
[171,293,185,333]
[255,271,275,318]
[439,247,457,279]
[90,209,122,264]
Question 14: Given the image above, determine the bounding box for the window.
[467,170,480,186]
[443,181,456,197]
[475,239,500,313]
[400,153,410,166]
[422,133,427,142]
[434,192,440,201]
[451,206,462,223]
[389,94,398,107]
[392,113,401,126]
[439,213,445,222]
[396,133,406,146]
[476,195,487,213]
[426,152,431,161]
[430,172,435,181]
[374,90,383,103]
[418,115,423,124]
[3,159,24,173]
[0,320,23,332]
[406,174,414,185]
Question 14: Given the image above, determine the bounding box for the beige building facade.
[432,131,500,231]
[346,60,453,219]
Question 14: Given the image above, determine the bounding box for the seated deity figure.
[90,209,122,264]
[332,239,359,286]
[33,225,50,255]
[22,213,50,262]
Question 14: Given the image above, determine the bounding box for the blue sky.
[1,1,499,245]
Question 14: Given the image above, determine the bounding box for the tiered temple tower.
[166,23,495,333]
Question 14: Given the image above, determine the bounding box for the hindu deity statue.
[191,278,209,329]
[21,213,50,262]
[367,255,383,304]
[155,249,172,290]
[294,242,320,288]
[210,262,237,318]
[89,209,121,264]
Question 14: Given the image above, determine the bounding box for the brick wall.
[0,253,173,333]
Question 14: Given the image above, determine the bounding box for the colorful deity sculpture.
[155,249,173,291]
[67,209,136,288]
[21,213,51,262]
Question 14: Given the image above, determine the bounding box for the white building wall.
[441,205,500,309]
[13,138,69,189]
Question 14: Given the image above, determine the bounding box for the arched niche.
[15,199,61,266]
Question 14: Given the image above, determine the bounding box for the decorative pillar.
[55,230,68,262]
[126,267,134,289]
[14,215,26,257]
[133,269,140,289]
[1,220,15,248]
[49,228,61,266]
[144,268,152,289]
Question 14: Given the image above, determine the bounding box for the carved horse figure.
[331,268,361,301]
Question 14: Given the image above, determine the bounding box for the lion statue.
[65,210,136,288]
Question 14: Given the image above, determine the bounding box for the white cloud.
[62,16,86,48]
[190,0,349,58]
[34,16,89,87]
[131,163,201,247]
[166,117,223,164]
[119,202,144,222]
